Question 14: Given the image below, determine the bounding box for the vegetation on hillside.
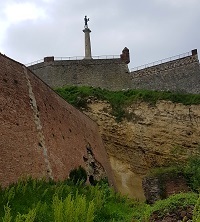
[0,176,140,222]
[147,156,200,194]
[55,86,200,121]
[0,176,200,222]
[3,87,199,221]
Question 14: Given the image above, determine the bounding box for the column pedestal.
[83,28,92,59]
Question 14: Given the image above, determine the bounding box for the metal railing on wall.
[26,55,120,67]
[131,51,192,72]
[26,59,44,67]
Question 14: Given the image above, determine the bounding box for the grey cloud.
[1,0,200,68]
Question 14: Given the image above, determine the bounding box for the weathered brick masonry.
[0,54,115,187]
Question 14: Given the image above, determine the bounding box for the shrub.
[184,157,200,191]
[193,195,200,222]
[69,166,87,184]
[147,156,200,193]
[143,192,198,221]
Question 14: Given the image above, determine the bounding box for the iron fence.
[26,59,44,67]
[26,55,120,66]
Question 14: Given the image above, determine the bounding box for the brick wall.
[0,54,115,187]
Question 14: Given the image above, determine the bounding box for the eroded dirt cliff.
[83,100,200,200]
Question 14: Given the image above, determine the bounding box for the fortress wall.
[0,54,115,187]
[28,51,200,94]
[29,59,131,90]
[131,54,200,93]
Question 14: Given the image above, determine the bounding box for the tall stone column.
[83,28,92,59]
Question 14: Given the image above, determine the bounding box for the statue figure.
[84,15,89,28]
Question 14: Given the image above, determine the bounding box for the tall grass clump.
[15,208,36,222]
[192,195,200,222]
[0,177,139,222]
[53,193,95,222]
[2,177,200,221]
[2,204,12,222]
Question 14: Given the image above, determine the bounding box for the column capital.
[83,28,91,33]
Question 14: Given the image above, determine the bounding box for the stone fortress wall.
[29,57,131,90]
[130,49,200,94]
[28,48,200,94]
[0,53,115,187]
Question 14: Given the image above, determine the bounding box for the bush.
[69,166,87,184]
[147,156,200,193]
[143,192,198,221]
[184,157,200,191]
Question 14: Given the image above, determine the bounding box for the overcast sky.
[0,0,200,69]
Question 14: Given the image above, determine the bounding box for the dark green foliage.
[0,177,139,222]
[184,157,200,191]
[147,156,200,194]
[193,195,200,222]
[55,86,200,121]
[1,177,200,221]
[144,192,198,221]
[69,166,87,184]
[148,165,183,178]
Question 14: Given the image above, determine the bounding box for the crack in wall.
[23,66,53,179]
[83,143,106,182]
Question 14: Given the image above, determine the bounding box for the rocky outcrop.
[83,100,200,200]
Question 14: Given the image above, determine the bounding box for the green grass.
[0,177,138,222]
[0,177,200,221]
[55,86,200,121]
[143,192,198,221]
[193,195,200,222]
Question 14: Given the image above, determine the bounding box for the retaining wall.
[28,50,200,94]
[29,59,131,90]
[131,53,200,94]
[0,53,115,187]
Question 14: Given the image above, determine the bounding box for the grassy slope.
[0,178,138,222]
[0,178,199,222]
[55,86,200,121]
